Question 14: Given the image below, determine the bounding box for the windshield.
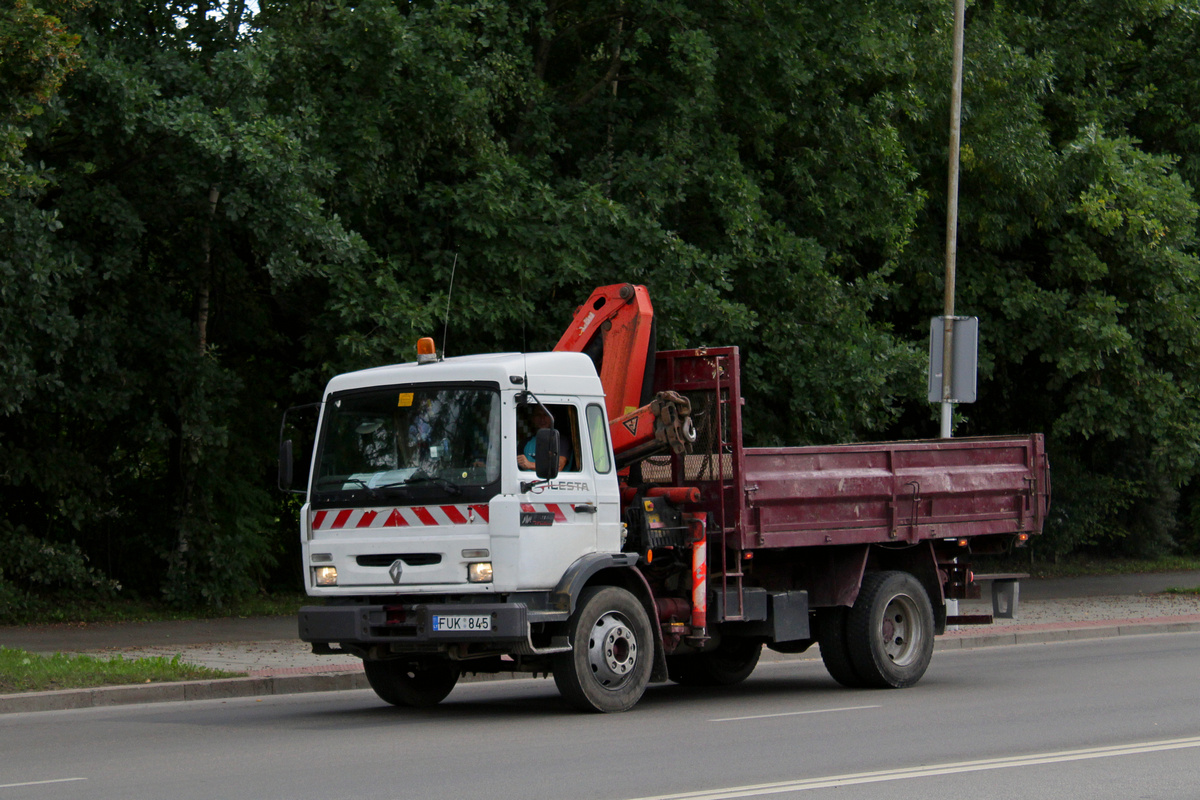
[313,384,501,504]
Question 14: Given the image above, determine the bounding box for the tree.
[2,0,364,611]
[259,0,924,444]
[7,0,1200,617]
[888,0,1200,557]
[1,0,81,196]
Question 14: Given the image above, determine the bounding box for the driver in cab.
[518,405,571,472]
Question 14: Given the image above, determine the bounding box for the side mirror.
[278,439,294,491]
[534,428,561,480]
[278,401,320,494]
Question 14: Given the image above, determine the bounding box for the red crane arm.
[555,283,694,466]
[553,283,655,423]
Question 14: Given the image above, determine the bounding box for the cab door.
[516,401,600,588]
[585,402,622,553]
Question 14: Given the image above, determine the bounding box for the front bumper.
[298,602,531,645]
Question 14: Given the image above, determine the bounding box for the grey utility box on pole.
[928,316,978,404]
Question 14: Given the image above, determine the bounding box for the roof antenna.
[440,253,458,359]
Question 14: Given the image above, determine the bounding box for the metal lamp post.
[941,0,966,439]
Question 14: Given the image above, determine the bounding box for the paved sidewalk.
[3,571,1200,714]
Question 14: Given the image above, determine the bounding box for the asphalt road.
[3,631,1199,800]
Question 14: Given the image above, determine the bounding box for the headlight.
[314,566,338,586]
[467,562,493,583]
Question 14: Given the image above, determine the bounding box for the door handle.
[573,503,597,514]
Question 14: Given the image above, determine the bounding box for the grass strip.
[0,647,241,694]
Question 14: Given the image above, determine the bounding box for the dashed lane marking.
[0,778,87,789]
[709,705,882,723]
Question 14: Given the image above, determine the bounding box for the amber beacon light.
[416,337,437,364]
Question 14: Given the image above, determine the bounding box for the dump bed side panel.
[741,435,1047,550]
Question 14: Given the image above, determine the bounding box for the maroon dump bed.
[647,347,1049,552]
[741,435,1047,549]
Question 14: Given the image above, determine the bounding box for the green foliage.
[0,522,120,621]
[4,0,1200,611]
[3,0,363,609]
[260,0,925,443]
[0,0,82,197]
[885,0,1200,557]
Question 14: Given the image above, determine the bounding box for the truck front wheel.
[363,656,461,708]
[553,586,653,713]
[846,571,934,688]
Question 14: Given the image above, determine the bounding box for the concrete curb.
[0,671,371,715]
[4,617,1199,715]
[936,615,1200,650]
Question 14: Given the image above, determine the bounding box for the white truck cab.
[301,350,622,595]
[291,350,639,701]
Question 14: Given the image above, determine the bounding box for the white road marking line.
[710,705,882,723]
[622,735,1200,800]
[0,778,87,789]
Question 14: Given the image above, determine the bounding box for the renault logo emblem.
[388,559,404,585]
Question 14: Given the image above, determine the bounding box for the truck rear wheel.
[846,571,934,688]
[816,607,866,688]
[668,636,762,686]
[363,656,461,708]
[553,586,653,713]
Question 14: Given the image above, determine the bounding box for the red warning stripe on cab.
[311,504,491,531]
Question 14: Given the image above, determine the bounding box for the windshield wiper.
[316,474,462,497]
[376,474,462,496]
[315,477,381,498]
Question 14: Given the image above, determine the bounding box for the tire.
[668,636,762,686]
[553,586,654,713]
[363,656,461,708]
[846,571,935,689]
[817,606,866,688]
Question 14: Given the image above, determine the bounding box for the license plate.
[432,614,491,632]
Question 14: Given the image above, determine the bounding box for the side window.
[517,403,581,472]
[587,404,612,474]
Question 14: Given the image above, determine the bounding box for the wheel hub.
[881,593,921,665]
[588,612,639,688]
